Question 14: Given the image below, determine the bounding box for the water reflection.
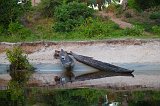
[99,94,120,106]
[75,70,134,81]
[55,64,134,84]
[61,69,75,83]
[0,64,9,74]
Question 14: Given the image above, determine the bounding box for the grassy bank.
[1,1,160,42]
[0,17,159,43]
[1,9,160,42]
[1,88,160,106]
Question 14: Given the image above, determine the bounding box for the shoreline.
[0,39,160,90]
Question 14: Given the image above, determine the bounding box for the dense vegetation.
[5,47,34,105]
[53,2,94,32]
[1,88,160,106]
[0,0,31,30]
[0,0,160,42]
[6,47,34,84]
[128,0,160,10]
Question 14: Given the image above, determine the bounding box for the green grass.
[1,88,160,106]
[0,17,159,43]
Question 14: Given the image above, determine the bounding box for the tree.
[6,47,34,105]
[6,47,34,85]
[0,0,31,29]
[53,2,94,32]
[128,0,160,10]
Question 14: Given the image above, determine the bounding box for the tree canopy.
[0,0,31,29]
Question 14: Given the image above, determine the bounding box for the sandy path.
[98,12,133,29]
[0,39,160,89]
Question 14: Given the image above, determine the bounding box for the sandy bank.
[0,39,160,64]
[0,39,160,89]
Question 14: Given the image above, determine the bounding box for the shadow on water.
[75,70,134,81]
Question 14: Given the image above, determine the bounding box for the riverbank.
[0,39,160,90]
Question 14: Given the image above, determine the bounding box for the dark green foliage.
[128,0,141,11]
[123,25,144,36]
[0,0,31,29]
[37,0,63,17]
[6,47,32,105]
[150,12,160,20]
[135,0,160,10]
[53,2,94,32]
[31,88,105,106]
[1,88,160,106]
[128,0,160,11]
[74,18,120,38]
[0,90,22,106]
[8,22,32,39]
[37,0,80,17]
[0,25,4,34]
[152,25,160,35]
[6,47,34,84]
[124,12,132,18]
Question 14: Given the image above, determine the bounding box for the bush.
[8,22,32,39]
[123,25,144,36]
[0,0,31,29]
[124,12,132,18]
[128,0,160,11]
[6,47,34,84]
[37,0,80,17]
[128,0,141,11]
[115,4,123,15]
[8,22,23,35]
[152,25,160,34]
[106,4,117,13]
[0,25,4,34]
[53,2,94,32]
[37,0,63,17]
[149,12,160,20]
[74,18,120,38]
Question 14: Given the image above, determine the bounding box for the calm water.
[1,63,160,106]
[1,62,160,75]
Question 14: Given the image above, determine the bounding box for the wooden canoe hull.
[60,49,74,70]
[71,52,134,74]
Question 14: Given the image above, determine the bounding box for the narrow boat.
[71,52,134,74]
[59,49,74,70]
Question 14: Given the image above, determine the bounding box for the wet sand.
[0,39,160,89]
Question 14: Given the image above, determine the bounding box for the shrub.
[149,12,160,20]
[128,0,160,11]
[37,0,80,17]
[0,0,31,29]
[6,47,34,84]
[128,0,141,11]
[123,25,144,36]
[53,2,94,32]
[106,4,117,13]
[8,22,24,35]
[8,22,32,38]
[152,25,160,34]
[74,18,120,38]
[115,4,123,15]
[0,25,3,34]
[37,0,63,17]
[124,12,132,18]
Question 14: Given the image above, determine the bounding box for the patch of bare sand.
[18,40,160,64]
